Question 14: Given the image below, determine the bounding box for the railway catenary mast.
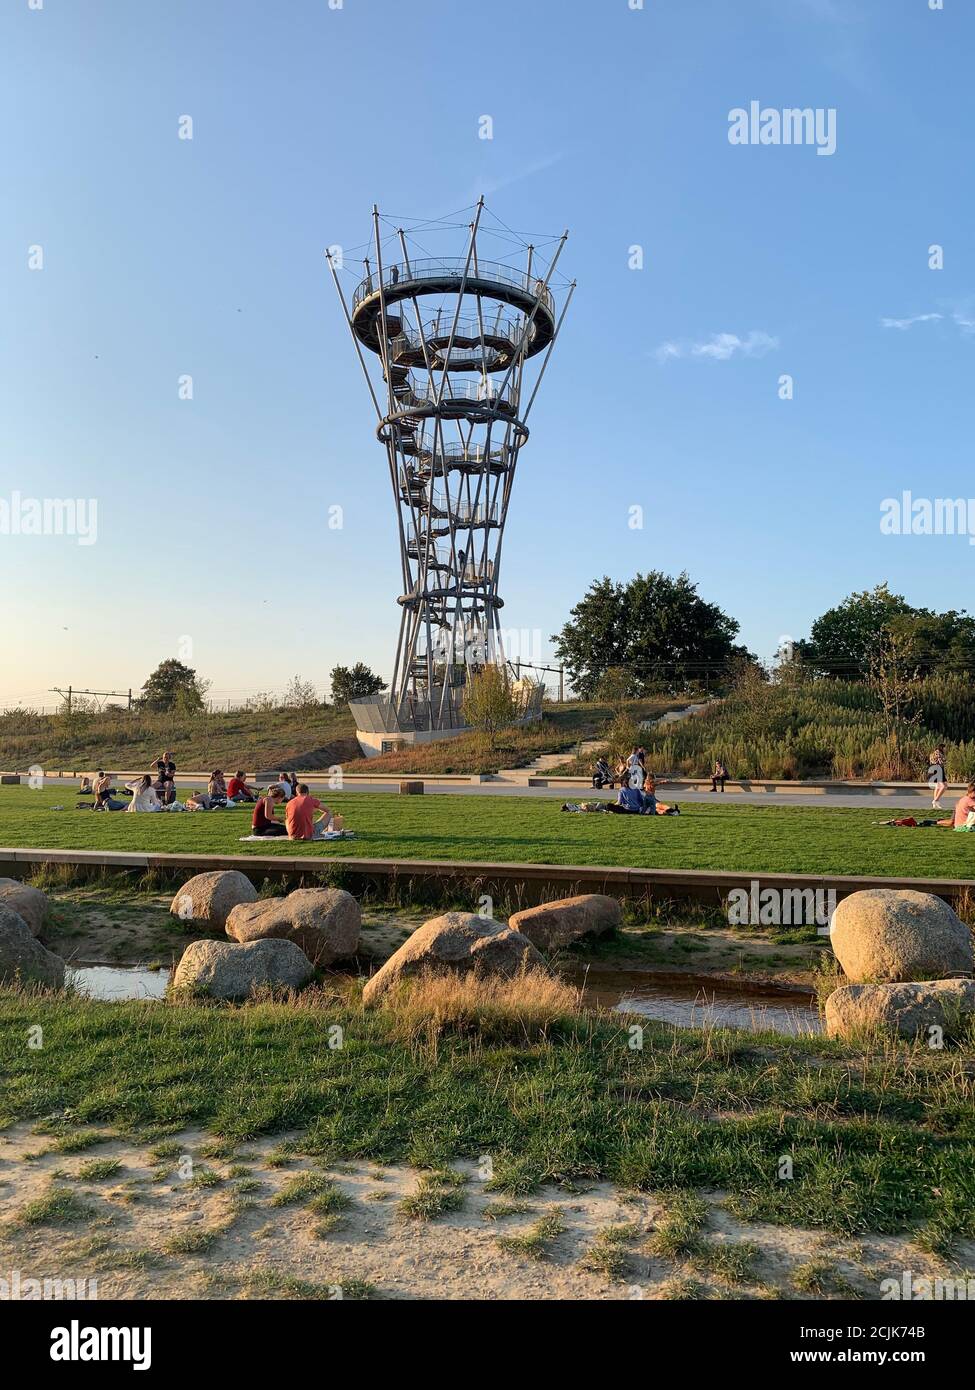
[327,199,574,743]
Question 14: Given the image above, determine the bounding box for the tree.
[330,662,385,706]
[284,675,319,710]
[552,571,746,699]
[725,655,775,744]
[139,659,205,713]
[867,627,923,748]
[802,584,975,679]
[461,665,516,752]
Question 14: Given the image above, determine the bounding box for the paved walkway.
[113,775,961,809]
[330,783,954,809]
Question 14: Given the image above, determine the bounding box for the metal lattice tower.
[326,198,574,734]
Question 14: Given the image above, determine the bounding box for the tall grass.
[371,967,584,1047]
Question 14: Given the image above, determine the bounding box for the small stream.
[565,968,822,1036]
[67,962,821,1035]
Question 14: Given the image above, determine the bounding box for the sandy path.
[1,1124,966,1302]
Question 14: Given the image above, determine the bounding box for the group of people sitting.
[79,754,179,812]
[248,783,344,840]
[77,762,344,840]
[570,746,679,817]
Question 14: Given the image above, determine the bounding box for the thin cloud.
[656,331,779,364]
[879,306,975,336]
[880,312,943,331]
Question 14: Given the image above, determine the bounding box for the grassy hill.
[0,698,682,778]
[0,704,361,774]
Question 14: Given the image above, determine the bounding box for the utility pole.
[50,686,135,713]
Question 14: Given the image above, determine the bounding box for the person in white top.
[626,748,645,790]
[275,772,294,801]
[125,774,162,812]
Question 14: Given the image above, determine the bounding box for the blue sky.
[3,0,972,707]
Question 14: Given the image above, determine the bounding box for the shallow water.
[67,964,170,1001]
[567,968,822,1036]
[67,960,821,1036]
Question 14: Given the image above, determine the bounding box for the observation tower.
[326,199,573,752]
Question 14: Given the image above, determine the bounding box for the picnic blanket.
[238,831,356,843]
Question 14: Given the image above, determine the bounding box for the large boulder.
[508,893,621,952]
[825,979,975,1041]
[171,938,313,1001]
[225,888,360,966]
[362,911,547,1006]
[830,889,973,984]
[0,879,50,937]
[0,906,65,989]
[170,871,258,930]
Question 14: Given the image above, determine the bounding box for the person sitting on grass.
[285,783,328,840]
[606,781,647,814]
[152,751,177,805]
[185,790,212,811]
[92,770,115,809]
[125,774,162,813]
[275,771,294,800]
[79,775,94,795]
[936,782,975,831]
[208,770,228,805]
[644,774,680,815]
[227,770,258,803]
[252,785,288,837]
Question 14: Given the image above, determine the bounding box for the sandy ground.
[0,1124,968,1302]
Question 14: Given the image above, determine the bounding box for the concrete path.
[106,775,962,809]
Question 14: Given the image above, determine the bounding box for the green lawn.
[2,785,974,879]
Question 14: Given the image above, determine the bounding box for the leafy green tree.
[139,659,205,713]
[330,662,385,706]
[461,665,516,752]
[802,584,975,678]
[552,571,745,698]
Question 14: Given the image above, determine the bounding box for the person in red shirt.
[286,784,329,840]
[227,770,257,803]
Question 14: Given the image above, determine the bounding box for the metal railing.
[462,558,495,584]
[399,375,517,409]
[388,314,527,361]
[354,258,555,315]
[454,501,499,526]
